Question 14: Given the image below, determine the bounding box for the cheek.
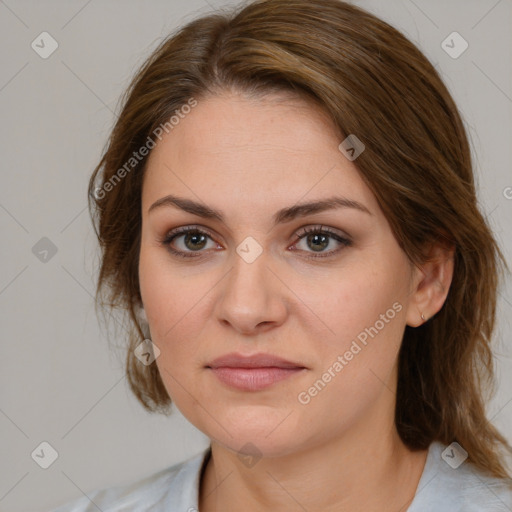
[139,244,198,330]
[301,261,408,391]
[294,291,405,435]
[298,260,404,340]
[139,249,190,358]
[138,247,213,385]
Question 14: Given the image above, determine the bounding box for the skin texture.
[138,91,454,511]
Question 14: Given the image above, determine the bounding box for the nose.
[214,245,288,335]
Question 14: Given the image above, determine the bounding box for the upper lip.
[207,352,306,369]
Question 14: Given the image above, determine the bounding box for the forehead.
[142,92,378,217]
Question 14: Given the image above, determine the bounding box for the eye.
[160,226,219,259]
[159,224,352,260]
[291,225,352,259]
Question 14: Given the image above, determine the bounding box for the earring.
[421,312,426,322]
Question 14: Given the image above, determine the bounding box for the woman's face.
[139,92,422,457]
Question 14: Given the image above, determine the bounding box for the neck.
[199,404,428,512]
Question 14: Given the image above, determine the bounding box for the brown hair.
[88,0,511,479]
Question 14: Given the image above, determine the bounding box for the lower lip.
[209,367,305,391]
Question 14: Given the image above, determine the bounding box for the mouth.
[206,352,307,391]
[207,366,306,391]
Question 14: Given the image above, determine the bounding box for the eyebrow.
[148,194,372,226]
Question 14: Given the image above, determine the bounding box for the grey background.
[0,0,510,511]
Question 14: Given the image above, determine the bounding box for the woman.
[52,0,512,510]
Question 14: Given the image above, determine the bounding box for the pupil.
[185,232,207,250]
[309,233,328,252]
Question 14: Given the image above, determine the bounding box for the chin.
[205,415,312,459]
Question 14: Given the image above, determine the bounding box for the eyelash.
[159,225,352,260]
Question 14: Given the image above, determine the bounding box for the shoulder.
[408,441,512,512]
[48,447,210,512]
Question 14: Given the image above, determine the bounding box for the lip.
[209,367,305,391]
[207,352,305,369]
[206,352,307,392]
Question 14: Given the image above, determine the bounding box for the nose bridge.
[227,239,271,304]
[216,237,286,332]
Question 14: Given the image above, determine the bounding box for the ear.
[405,239,455,327]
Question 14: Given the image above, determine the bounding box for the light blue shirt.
[49,441,512,511]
